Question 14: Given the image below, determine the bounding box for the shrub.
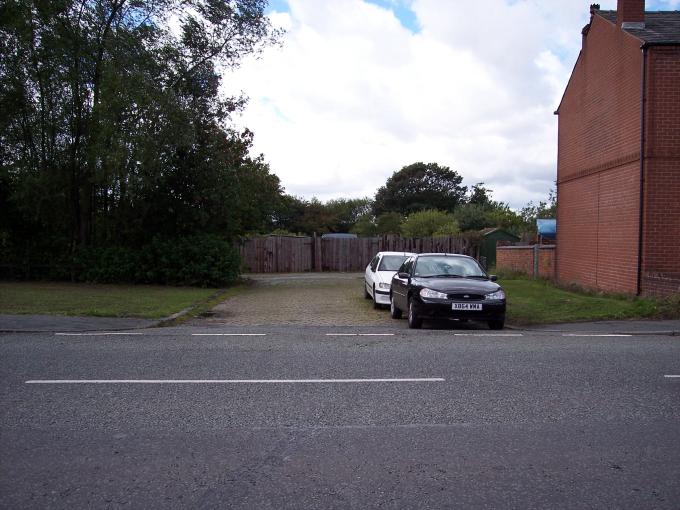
[401,210,460,238]
[74,235,240,287]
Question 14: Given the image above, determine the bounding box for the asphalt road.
[1,325,679,509]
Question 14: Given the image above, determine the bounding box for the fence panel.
[240,235,479,273]
[239,236,312,273]
[320,237,379,272]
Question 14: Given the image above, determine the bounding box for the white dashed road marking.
[191,333,267,336]
[55,332,143,336]
[25,378,444,385]
[561,334,632,337]
[325,333,395,337]
[453,333,523,337]
[664,375,680,378]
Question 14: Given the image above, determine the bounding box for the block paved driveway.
[195,273,396,327]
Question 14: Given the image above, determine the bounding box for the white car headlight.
[378,282,391,290]
[485,289,506,300]
[420,288,448,299]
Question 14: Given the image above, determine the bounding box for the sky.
[221,0,679,209]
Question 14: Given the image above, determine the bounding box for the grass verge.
[501,277,677,325]
[0,281,238,319]
[159,284,251,325]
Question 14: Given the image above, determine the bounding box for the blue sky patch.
[365,0,420,32]
[266,0,421,33]
[266,0,290,15]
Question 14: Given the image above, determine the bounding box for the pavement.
[517,319,680,336]
[0,314,157,333]
[1,312,679,335]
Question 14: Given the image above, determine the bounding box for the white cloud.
[221,0,596,208]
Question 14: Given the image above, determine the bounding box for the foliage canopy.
[0,0,282,283]
[400,210,460,238]
[373,162,467,216]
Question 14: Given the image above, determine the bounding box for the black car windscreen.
[414,256,486,277]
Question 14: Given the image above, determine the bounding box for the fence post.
[315,234,322,272]
[311,233,317,271]
[533,244,539,278]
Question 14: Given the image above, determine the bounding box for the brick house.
[555,0,680,296]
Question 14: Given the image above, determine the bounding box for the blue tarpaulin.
[537,219,556,239]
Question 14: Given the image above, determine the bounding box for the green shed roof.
[479,228,520,240]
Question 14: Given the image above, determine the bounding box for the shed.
[320,233,357,239]
[479,228,521,269]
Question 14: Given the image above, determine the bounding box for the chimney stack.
[617,0,645,29]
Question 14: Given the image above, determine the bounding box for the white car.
[364,251,416,308]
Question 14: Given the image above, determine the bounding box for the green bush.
[74,235,240,287]
[401,209,460,237]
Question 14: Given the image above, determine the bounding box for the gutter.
[636,44,648,296]
[641,41,680,48]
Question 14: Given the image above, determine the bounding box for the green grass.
[501,278,666,325]
[160,284,250,325]
[0,282,225,319]
[2,277,676,325]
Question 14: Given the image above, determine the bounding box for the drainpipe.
[636,44,648,296]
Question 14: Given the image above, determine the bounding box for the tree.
[467,183,494,207]
[373,162,467,216]
[0,0,282,278]
[232,154,285,235]
[350,214,377,237]
[272,196,373,235]
[376,212,403,234]
[519,189,557,232]
[400,210,460,238]
[324,197,372,232]
[485,206,526,233]
[271,195,308,234]
[454,204,493,232]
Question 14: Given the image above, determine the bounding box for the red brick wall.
[641,46,680,296]
[497,246,555,279]
[617,0,645,25]
[556,14,643,294]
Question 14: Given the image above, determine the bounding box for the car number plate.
[452,303,482,311]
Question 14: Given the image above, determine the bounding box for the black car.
[390,253,506,329]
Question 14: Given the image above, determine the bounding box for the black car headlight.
[420,288,448,299]
[485,289,506,300]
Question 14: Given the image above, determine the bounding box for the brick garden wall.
[496,246,555,279]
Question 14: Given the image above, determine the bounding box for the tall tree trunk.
[80,0,126,247]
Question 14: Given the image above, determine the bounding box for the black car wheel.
[488,319,505,330]
[373,285,380,309]
[407,298,422,329]
[390,295,402,319]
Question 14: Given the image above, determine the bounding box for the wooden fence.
[239,235,479,273]
[238,235,313,273]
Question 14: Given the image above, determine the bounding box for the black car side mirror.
[489,275,498,282]
[397,272,410,279]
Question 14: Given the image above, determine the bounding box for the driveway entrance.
[197,273,395,327]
